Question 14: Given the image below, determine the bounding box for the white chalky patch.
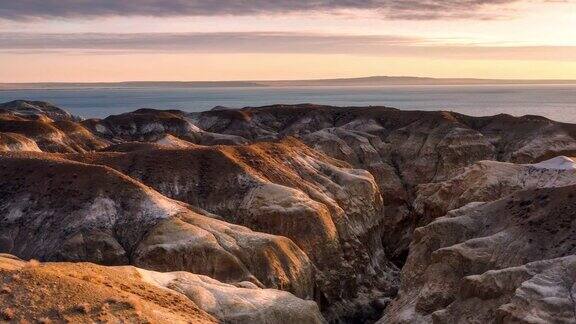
[528,156,576,170]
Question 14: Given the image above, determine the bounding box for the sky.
[0,0,575,82]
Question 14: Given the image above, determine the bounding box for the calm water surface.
[1,84,575,122]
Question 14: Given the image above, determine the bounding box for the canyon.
[1,99,576,323]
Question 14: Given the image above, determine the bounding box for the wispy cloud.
[0,32,574,61]
[0,32,429,52]
[0,0,539,20]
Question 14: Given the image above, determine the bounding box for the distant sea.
[1,84,576,123]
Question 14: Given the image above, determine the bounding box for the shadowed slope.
[67,138,394,321]
[0,151,314,298]
[382,184,576,323]
[191,105,576,260]
[83,108,247,146]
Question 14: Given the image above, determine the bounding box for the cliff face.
[2,100,576,323]
[0,152,314,299]
[66,138,393,320]
[381,183,576,323]
[188,105,576,273]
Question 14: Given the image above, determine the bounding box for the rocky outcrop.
[3,101,576,323]
[0,254,216,323]
[0,152,314,298]
[67,138,395,321]
[462,113,576,163]
[0,107,109,153]
[190,105,576,261]
[415,156,576,220]
[0,100,75,121]
[138,268,324,324]
[83,108,247,146]
[437,255,576,323]
[0,132,41,152]
[381,184,576,323]
[191,105,576,185]
[0,254,324,324]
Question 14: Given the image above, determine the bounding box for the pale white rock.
[154,134,194,148]
[138,269,326,324]
[94,123,110,134]
[528,155,576,170]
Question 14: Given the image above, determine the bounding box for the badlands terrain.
[1,99,576,323]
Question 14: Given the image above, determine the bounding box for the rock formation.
[0,254,323,323]
[1,100,576,323]
[0,102,109,152]
[83,108,247,145]
[66,138,396,321]
[0,152,314,299]
[415,156,576,220]
[190,105,576,261]
[382,183,576,323]
[0,100,75,121]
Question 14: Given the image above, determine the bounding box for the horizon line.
[3,75,576,85]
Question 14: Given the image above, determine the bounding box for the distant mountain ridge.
[2,76,576,90]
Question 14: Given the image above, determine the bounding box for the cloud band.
[0,0,526,20]
[0,32,574,61]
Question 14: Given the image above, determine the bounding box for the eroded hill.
[0,254,323,323]
[1,100,576,323]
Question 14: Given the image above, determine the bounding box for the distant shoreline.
[2,76,576,90]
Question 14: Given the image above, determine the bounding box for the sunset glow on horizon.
[1,0,575,82]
